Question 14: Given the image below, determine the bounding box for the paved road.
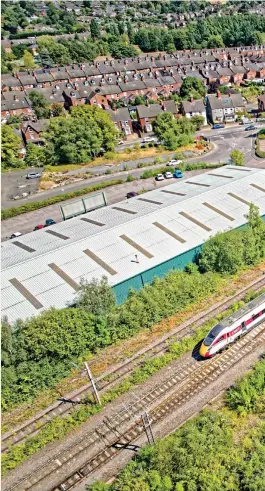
[2,125,263,210]
[1,168,211,240]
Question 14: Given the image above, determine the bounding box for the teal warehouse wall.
[113,215,265,305]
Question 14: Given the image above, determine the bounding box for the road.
[1,168,211,240]
[2,125,263,211]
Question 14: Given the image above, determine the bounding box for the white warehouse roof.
[2,165,265,323]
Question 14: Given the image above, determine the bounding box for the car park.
[164,171,173,179]
[245,125,257,131]
[26,172,41,179]
[126,192,138,198]
[10,232,22,239]
[45,218,56,226]
[155,174,164,181]
[173,169,183,178]
[212,124,225,129]
[166,159,182,166]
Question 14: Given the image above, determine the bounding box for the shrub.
[126,174,134,182]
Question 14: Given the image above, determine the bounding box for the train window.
[253,313,260,320]
[216,334,226,343]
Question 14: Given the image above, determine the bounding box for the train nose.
[199,343,208,357]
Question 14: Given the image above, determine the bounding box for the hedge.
[10,30,61,39]
[140,162,223,179]
[1,180,123,220]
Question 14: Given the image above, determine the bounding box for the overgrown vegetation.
[90,355,265,491]
[1,295,258,475]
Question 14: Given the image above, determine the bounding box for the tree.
[180,77,206,100]
[190,115,205,130]
[44,105,118,164]
[230,149,245,166]
[90,18,100,39]
[1,125,24,169]
[24,143,46,168]
[207,34,224,48]
[6,115,22,127]
[12,43,29,59]
[51,103,64,117]
[246,203,265,259]
[75,276,116,317]
[23,50,35,69]
[153,113,195,150]
[198,231,244,275]
[28,91,50,119]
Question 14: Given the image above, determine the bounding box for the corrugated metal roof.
[2,166,265,323]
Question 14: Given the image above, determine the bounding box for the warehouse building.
[2,166,265,323]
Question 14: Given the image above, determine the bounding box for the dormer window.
[70,91,76,97]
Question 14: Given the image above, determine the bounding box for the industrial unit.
[2,166,265,323]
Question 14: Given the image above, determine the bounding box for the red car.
[34,224,44,231]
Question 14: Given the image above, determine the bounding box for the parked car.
[34,224,44,231]
[212,124,225,129]
[45,218,56,226]
[164,171,173,179]
[173,169,183,178]
[10,232,22,239]
[245,125,257,131]
[142,137,155,143]
[119,140,124,145]
[26,172,41,179]
[166,159,182,166]
[126,192,138,199]
[155,174,164,181]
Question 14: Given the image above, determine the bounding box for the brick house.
[105,107,133,135]
[1,96,33,121]
[230,65,247,85]
[17,72,38,90]
[22,119,49,145]
[136,104,163,132]
[34,70,54,87]
[1,74,22,91]
[87,85,122,108]
[26,86,65,108]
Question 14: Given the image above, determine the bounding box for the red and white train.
[199,292,265,358]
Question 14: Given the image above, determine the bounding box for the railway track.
[4,321,265,491]
[2,274,265,452]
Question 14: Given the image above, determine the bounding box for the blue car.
[45,218,56,226]
[173,169,183,178]
[212,124,225,129]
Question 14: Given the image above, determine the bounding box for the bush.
[104,151,116,160]
[126,174,134,182]
[1,180,123,220]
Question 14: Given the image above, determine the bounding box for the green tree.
[230,149,245,166]
[246,203,265,259]
[44,105,118,165]
[1,317,14,367]
[198,231,244,275]
[1,125,24,169]
[24,143,46,168]
[90,18,100,39]
[23,50,35,69]
[190,114,205,130]
[180,77,206,100]
[28,91,50,119]
[207,34,225,48]
[153,113,195,150]
[6,115,22,127]
[75,276,116,317]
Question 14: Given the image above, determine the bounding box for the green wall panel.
[112,216,265,305]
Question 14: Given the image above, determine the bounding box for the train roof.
[219,292,265,329]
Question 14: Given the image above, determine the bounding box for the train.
[199,293,265,358]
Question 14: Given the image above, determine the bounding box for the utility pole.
[84,362,101,405]
[141,411,155,445]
